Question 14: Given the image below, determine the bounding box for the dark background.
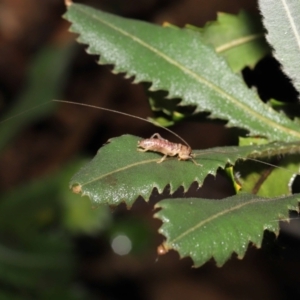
[0,0,300,299]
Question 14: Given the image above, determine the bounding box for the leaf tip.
[72,184,82,194]
[157,243,169,255]
[65,0,72,7]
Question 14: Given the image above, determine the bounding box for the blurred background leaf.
[0,158,109,298]
[0,42,75,151]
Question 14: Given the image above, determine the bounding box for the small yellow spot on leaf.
[162,22,172,27]
[72,184,82,194]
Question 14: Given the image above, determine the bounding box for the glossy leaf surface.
[234,155,300,196]
[259,0,300,93]
[188,11,269,72]
[64,3,300,142]
[155,193,300,267]
[70,135,300,207]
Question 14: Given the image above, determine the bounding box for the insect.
[137,133,201,165]
[2,99,299,173]
[2,100,300,258]
[52,100,201,165]
[50,100,300,174]
[6,99,297,171]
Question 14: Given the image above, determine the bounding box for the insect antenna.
[2,99,299,176]
[245,157,299,173]
[52,99,191,147]
[0,102,50,124]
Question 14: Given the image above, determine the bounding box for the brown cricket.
[52,100,201,166]
[137,133,201,165]
[51,100,296,170]
[3,99,299,258]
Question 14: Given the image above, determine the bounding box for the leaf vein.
[281,0,300,53]
[216,33,264,53]
[80,158,158,187]
[75,5,300,139]
[169,195,284,244]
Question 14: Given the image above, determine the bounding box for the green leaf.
[155,193,300,267]
[64,3,300,142]
[259,0,300,93]
[69,135,300,207]
[234,155,300,197]
[187,11,270,72]
[147,11,270,122]
[147,89,194,126]
[235,137,300,196]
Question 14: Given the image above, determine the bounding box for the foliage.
[63,0,300,267]
[0,43,74,152]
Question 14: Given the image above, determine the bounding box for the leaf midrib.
[168,195,286,245]
[80,158,158,187]
[281,0,300,52]
[72,4,300,140]
[216,33,264,53]
[78,147,242,188]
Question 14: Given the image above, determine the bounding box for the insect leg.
[138,144,167,163]
[137,148,149,152]
[177,155,202,166]
[157,154,168,163]
[190,157,202,166]
[150,133,164,139]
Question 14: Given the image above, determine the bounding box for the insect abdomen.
[138,138,181,156]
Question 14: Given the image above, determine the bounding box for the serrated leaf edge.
[65,4,300,141]
[154,194,300,266]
